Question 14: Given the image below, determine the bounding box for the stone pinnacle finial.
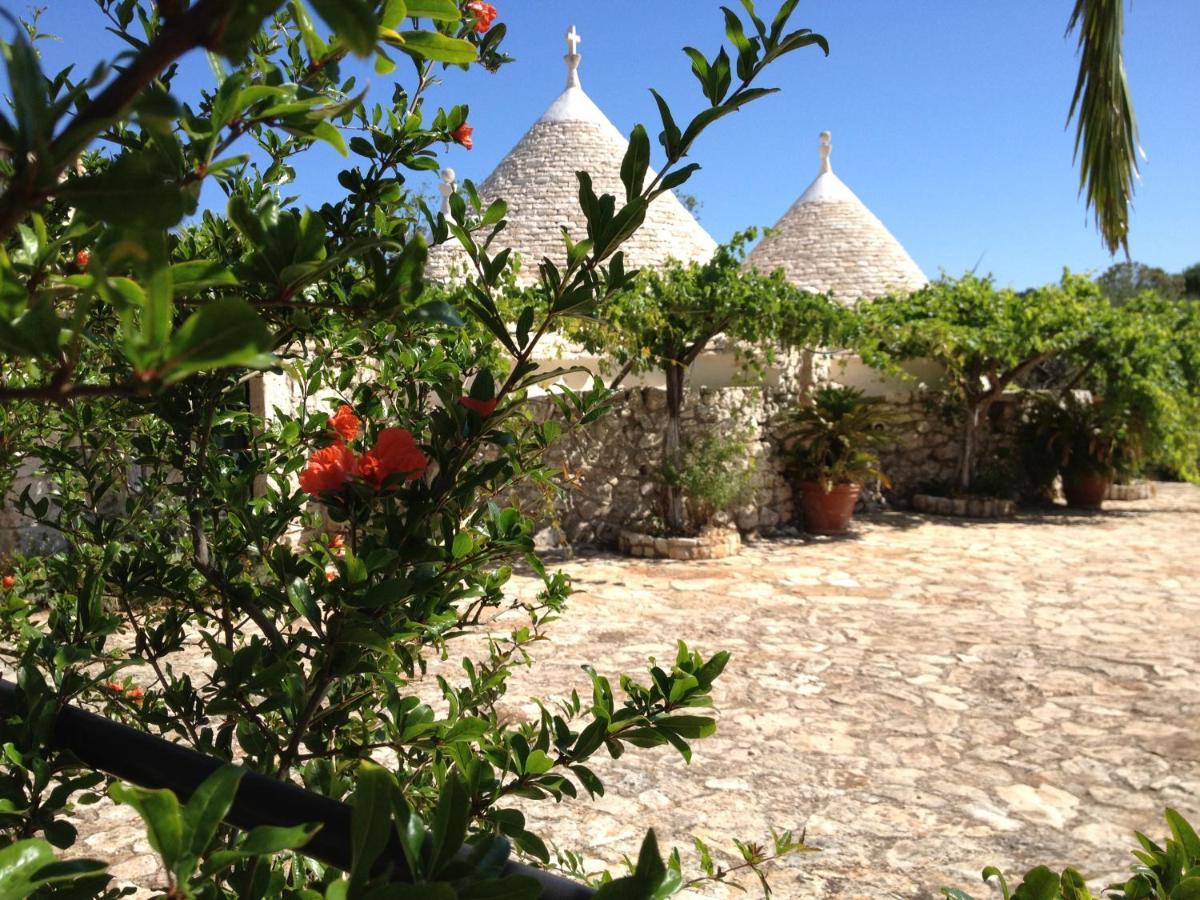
[565,25,582,89]
[818,131,832,174]
[439,167,456,216]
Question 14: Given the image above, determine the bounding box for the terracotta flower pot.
[799,481,861,535]
[1063,472,1111,510]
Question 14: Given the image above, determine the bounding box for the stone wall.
[516,383,800,547]
[0,364,1024,558]
[874,390,1022,502]
[0,456,65,556]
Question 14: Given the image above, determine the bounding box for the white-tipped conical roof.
[744,132,926,304]
[428,27,716,282]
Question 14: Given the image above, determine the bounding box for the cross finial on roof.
[565,25,582,89]
[818,131,832,174]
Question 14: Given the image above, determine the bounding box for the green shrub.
[943,807,1200,900]
[0,1,829,896]
[660,432,756,533]
[781,385,893,491]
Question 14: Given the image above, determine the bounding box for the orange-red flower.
[451,122,474,151]
[127,687,144,704]
[466,1,497,33]
[329,534,345,551]
[102,681,123,694]
[459,396,498,417]
[74,250,90,269]
[360,428,428,488]
[1,575,13,589]
[325,569,338,582]
[328,404,360,442]
[299,441,359,496]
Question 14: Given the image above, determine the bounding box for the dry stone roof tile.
[428,37,715,283]
[744,132,927,304]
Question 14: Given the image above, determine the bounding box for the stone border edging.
[618,527,741,560]
[1105,481,1155,501]
[911,494,1015,518]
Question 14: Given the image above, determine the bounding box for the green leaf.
[381,0,408,28]
[59,150,193,230]
[1167,808,1200,862]
[0,840,107,900]
[0,840,55,900]
[350,763,394,885]
[430,776,469,875]
[288,578,321,628]
[239,822,321,855]
[290,0,330,59]
[649,89,681,158]
[181,766,245,867]
[655,715,715,739]
[309,0,378,56]
[451,531,474,559]
[1011,866,1060,900]
[110,782,185,870]
[404,0,460,20]
[522,749,554,776]
[981,866,1010,900]
[170,261,238,294]
[390,31,478,64]
[158,298,273,384]
[594,830,667,899]
[213,0,288,59]
[1171,879,1200,900]
[620,124,651,203]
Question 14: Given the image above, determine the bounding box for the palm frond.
[1066,0,1140,256]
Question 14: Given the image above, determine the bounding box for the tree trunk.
[959,397,995,492]
[664,362,686,535]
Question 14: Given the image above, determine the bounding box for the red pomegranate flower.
[74,250,90,269]
[451,122,474,151]
[299,441,359,496]
[359,428,428,488]
[328,404,360,443]
[127,687,144,704]
[466,1,497,33]
[1,575,13,589]
[459,396,498,417]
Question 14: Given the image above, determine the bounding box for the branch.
[607,358,636,390]
[0,0,238,240]
[0,381,140,404]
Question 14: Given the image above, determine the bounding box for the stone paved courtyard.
[80,483,1199,898]
[494,483,1200,897]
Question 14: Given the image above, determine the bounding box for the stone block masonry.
[511,384,799,548]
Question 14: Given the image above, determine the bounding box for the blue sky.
[20,1,1200,288]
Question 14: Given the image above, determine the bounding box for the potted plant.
[1042,394,1139,509]
[666,433,756,531]
[783,385,892,534]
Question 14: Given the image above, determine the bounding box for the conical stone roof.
[428,27,716,283]
[744,132,926,304]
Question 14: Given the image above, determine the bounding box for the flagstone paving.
[491,483,1200,897]
[80,483,1200,898]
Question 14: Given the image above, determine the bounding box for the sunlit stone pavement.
[80,483,1200,898]
[496,483,1200,897]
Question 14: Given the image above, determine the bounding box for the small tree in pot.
[782,385,892,534]
[659,431,756,536]
[1036,394,1140,509]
